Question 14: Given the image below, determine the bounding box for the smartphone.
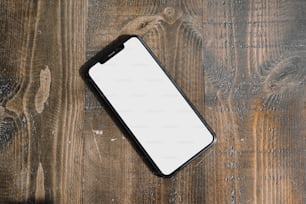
[82,35,216,176]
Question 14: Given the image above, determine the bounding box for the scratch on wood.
[92,131,103,162]
[35,162,45,201]
[35,66,51,114]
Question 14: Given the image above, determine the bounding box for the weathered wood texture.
[0,0,86,203]
[1,0,305,203]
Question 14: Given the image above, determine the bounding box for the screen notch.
[99,44,124,64]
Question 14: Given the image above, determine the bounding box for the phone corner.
[154,170,176,178]
[210,133,217,146]
[79,60,92,82]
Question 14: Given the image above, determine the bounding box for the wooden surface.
[0,0,305,203]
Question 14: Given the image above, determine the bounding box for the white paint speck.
[111,138,117,142]
[92,130,103,135]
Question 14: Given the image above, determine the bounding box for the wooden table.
[1,0,305,203]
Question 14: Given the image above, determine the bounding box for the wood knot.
[162,7,182,24]
[262,53,306,108]
[264,54,306,94]
[0,114,16,148]
[164,7,175,18]
[0,77,20,105]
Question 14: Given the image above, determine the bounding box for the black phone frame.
[80,35,216,177]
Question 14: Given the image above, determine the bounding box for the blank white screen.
[89,37,214,175]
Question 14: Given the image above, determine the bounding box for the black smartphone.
[82,35,216,176]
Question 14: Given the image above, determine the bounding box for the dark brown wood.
[0,0,86,203]
[1,0,305,203]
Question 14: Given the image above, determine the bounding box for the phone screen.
[88,36,215,175]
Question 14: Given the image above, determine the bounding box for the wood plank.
[0,0,86,203]
[203,0,306,203]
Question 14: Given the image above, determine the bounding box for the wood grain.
[0,0,305,203]
[203,0,306,203]
[0,0,86,203]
